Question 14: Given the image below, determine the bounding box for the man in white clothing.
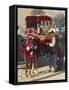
[48,31,57,72]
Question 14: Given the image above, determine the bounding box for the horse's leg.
[29,57,32,77]
[25,57,28,77]
[34,55,38,74]
[31,57,35,73]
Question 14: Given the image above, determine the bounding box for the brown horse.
[23,37,38,77]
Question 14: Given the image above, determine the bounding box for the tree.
[56,13,65,27]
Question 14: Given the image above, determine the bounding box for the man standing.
[48,31,57,72]
[37,23,44,35]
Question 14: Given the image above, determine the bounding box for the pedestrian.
[48,31,58,72]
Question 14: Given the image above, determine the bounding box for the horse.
[22,36,39,77]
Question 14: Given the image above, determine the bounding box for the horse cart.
[18,15,53,64]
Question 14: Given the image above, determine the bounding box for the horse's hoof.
[26,75,28,77]
[29,75,32,78]
[31,69,35,73]
[48,69,51,72]
[35,70,38,74]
